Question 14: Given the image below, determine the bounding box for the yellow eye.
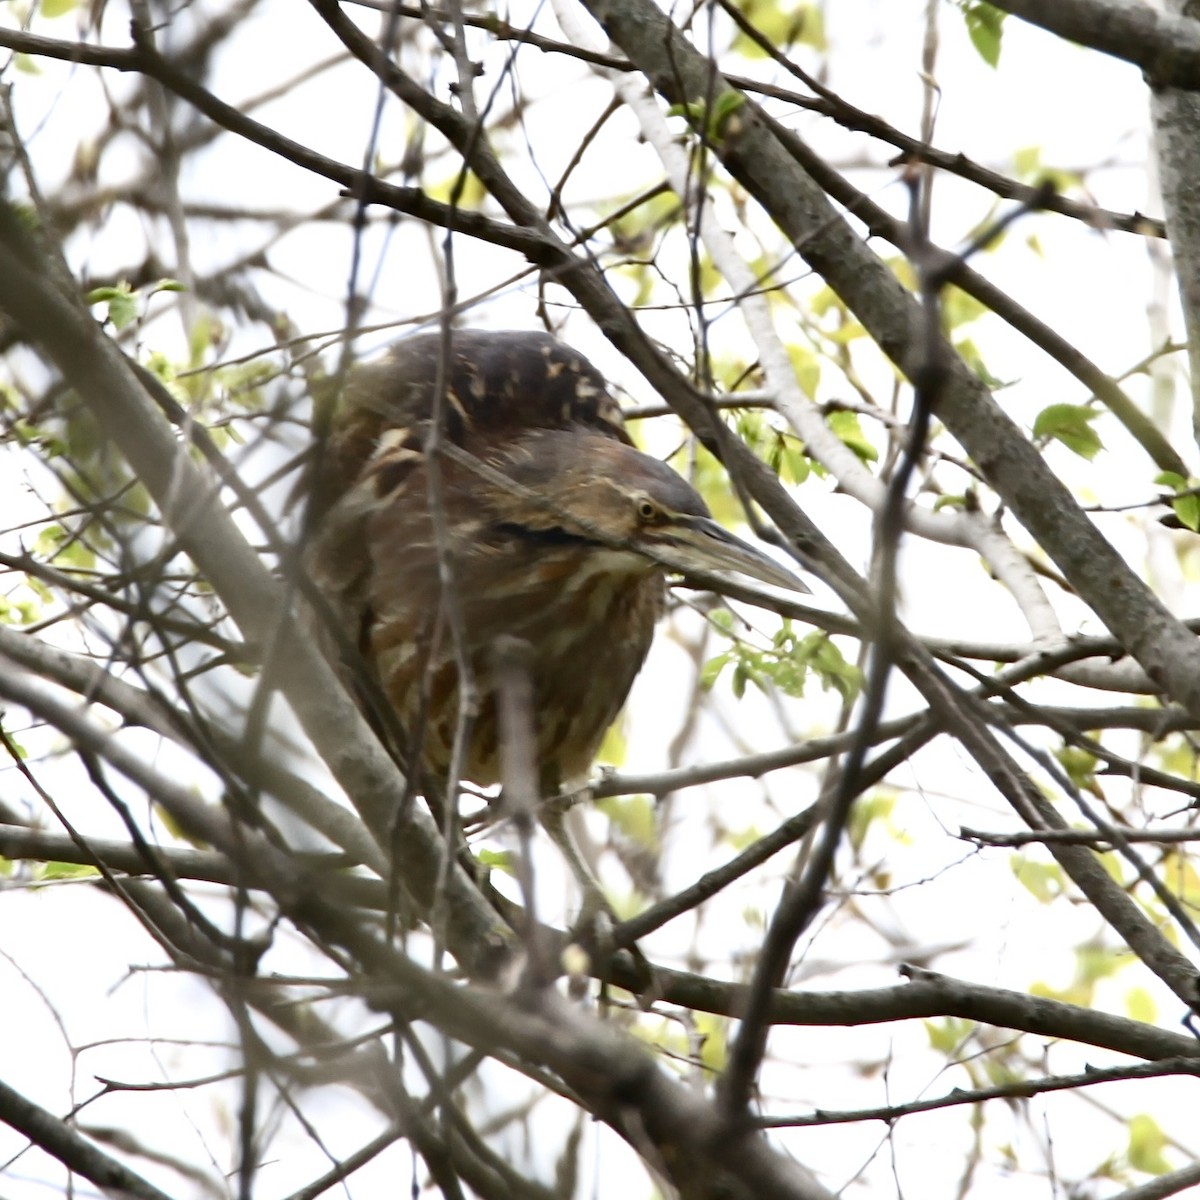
[636,498,658,522]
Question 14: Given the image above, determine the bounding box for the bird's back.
[307,330,629,524]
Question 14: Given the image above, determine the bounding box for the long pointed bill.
[656,516,811,595]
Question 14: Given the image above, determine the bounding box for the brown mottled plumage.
[305,329,801,789]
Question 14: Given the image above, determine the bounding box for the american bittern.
[306,329,804,800]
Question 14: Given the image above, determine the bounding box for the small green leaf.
[955,337,1012,390]
[700,652,731,690]
[924,1016,974,1054]
[87,281,138,329]
[933,494,968,511]
[731,0,825,57]
[1124,986,1156,1024]
[696,1013,728,1073]
[596,718,627,767]
[669,92,746,142]
[847,791,894,852]
[1127,1114,1171,1175]
[827,409,878,463]
[596,795,657,848]
[426,168,487,209]
[1032,403,1103,461]
[0,729,27,758]
[786,343,821,400]
[709,91,746,139]
[1154,471,1200,532]
[1013,145,1041,180]
[962,2,1005,68]
[36,861,101,882]
[1011,853,1064,903]
[1056,745,1099,794]
[0,593,43,626]
[777,442,810,485]
[941,285,987,330]
[725,823,763,851]
[476,849,515,876]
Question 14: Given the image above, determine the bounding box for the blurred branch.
[0,205,508,976]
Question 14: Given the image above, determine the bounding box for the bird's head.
[486,429,807,594]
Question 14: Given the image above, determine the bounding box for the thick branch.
[987,0,1200,89]
[984,0,1200,88]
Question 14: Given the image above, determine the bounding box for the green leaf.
[34,523,67,558]
[731,0,826,57]
[476,849,515,877]
[924,1016,974,1054]
[847,791,894,852]
[1154,471,1200,532]
[776,441,810,485]
[40,0,81,16]
[955,337,1012,390]
[827,409,877,463]
[1013,145,1041,180]
[36,861,101,882]
[1074,940,1127,986]
[708,91,746,140]
[1011,853,1064,903]
[1032,403,1103,461]
[596,717,628,767]
[796,630,862,704]
[786,343,821,400]
[704,621,860,703]
[933,494,968,511]
[0,729,27,759]
[696,1013,728,1073]
[1011,145,1083,193]
[1155,470,1187,491]
[700,652,731,690]
[596,795,657,848]
[962,2,1005,68]
[427,168,487,209]
[941,285,987,330]
[1056,745,1100,794]
[669,92,746,142]
[87,281,139,330]
[725,823,763,851]
[1124,986,1156,1024]
[668,442,741,527]
[0,593,43,626]
[1127,1114,1172,1175]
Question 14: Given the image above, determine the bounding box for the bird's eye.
[636,498,659,522]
